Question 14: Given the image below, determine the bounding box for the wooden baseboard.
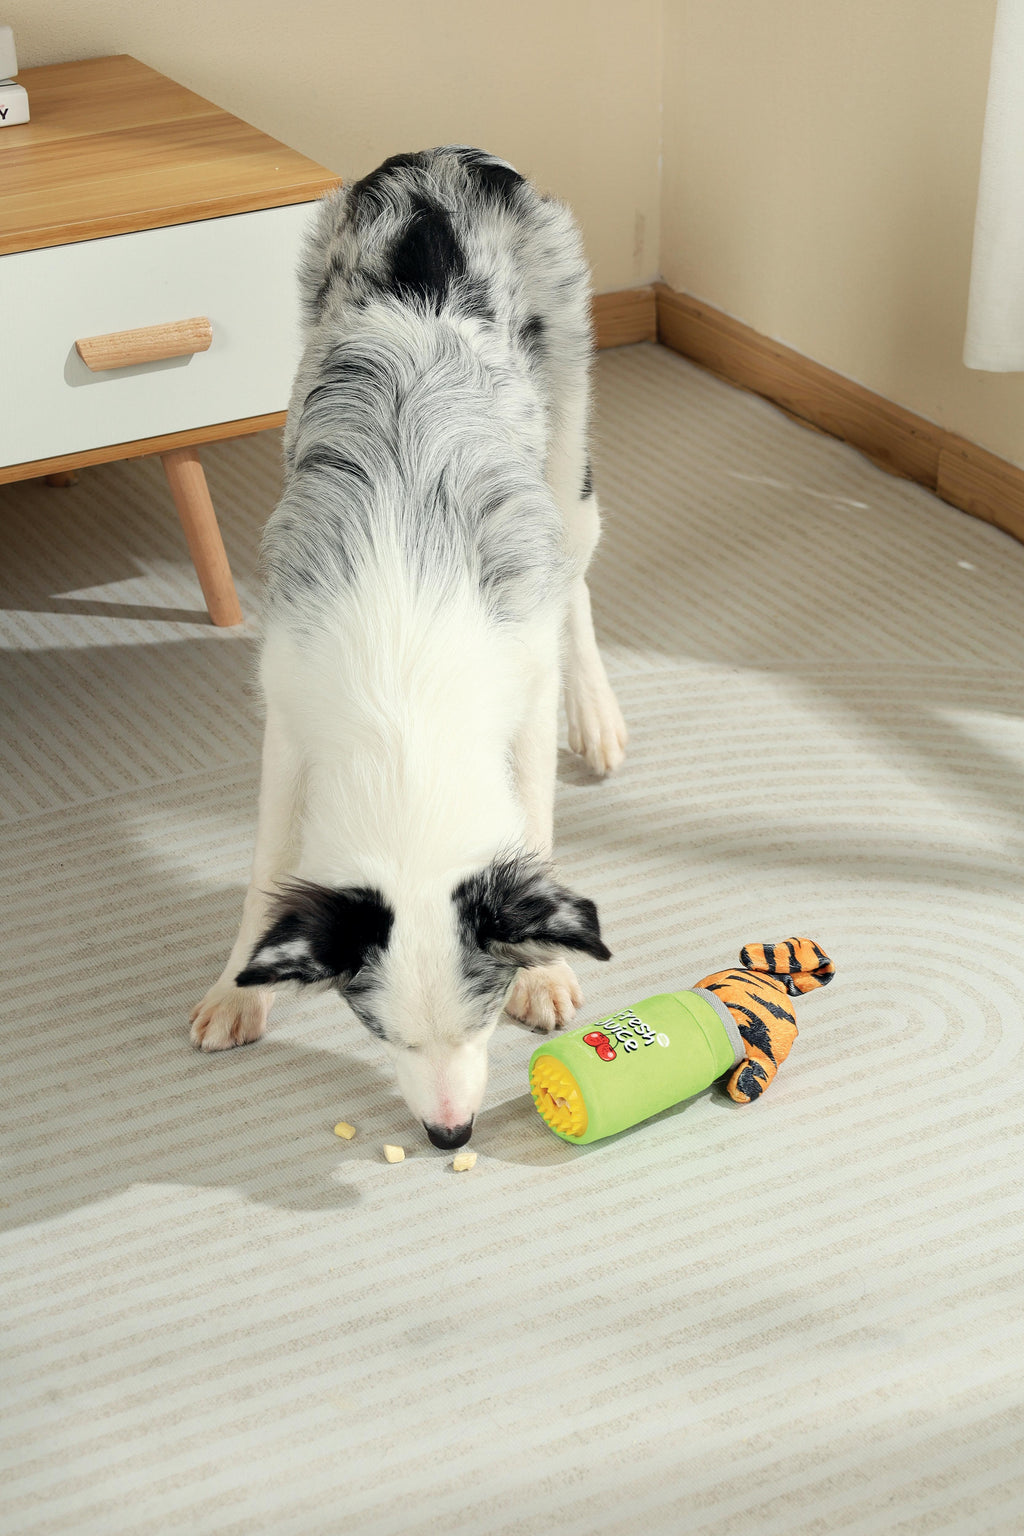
[936,434,1024,543]
[655,282,1024,546]
[593,286,658,349]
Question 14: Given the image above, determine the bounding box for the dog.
[189,147,627,1149]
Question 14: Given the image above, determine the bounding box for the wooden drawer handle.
[75,317,213,372]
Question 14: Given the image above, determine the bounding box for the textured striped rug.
[2,343,1024,1535]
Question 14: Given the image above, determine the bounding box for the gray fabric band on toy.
[689,987,747,1068]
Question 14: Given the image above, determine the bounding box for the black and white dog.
[190,148,627,1149]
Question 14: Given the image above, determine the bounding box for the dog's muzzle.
[424,1120,474,1150]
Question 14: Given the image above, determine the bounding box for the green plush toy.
[529,938,834,1144]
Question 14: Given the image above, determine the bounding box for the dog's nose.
[424,1120,474,1150]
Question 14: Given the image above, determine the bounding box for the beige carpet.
[2,342,1024,1535]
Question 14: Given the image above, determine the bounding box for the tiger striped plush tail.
[740,938,835,996]
[696,937,834,1104]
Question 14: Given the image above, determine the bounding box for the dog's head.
[235,853,610,1147]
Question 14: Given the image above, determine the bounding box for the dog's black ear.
[235,881,394,988]
[454,855,611,968]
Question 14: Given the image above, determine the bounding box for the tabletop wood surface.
[0,55,340,256]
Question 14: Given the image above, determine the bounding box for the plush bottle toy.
[529,938,834,1144]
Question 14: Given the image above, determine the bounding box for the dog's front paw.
[565,678,628,776]
[189,982,274,1051]
[505,960,582,1033]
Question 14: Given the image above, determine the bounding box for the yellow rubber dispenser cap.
[530,1054,588,1139]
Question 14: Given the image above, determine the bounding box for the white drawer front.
[0,202,319,468]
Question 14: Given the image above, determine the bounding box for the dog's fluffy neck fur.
[264,564,541,900]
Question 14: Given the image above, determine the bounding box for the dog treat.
[530,937,835,1144]
[383,1144,405,1163]
[452,1152,477,1172]
[333,1122,356,1140]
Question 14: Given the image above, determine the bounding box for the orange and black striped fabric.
[696,937,834,1103]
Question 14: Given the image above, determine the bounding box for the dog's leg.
[504,656,583,1033]
[544,385,627,777]
[512,655,560,860]
[190,706,302,1050]
[562,487,628,776]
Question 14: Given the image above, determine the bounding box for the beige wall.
[10,0,662,296]
[13,2,1024,467]
[662,0,1024,470]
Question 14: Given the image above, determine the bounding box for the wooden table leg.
[161,445,243,627]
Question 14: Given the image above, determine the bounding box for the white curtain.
[964,0,1024,370]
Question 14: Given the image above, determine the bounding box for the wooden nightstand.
[0,56,339,624]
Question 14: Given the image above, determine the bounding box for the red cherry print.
[583,1030,616,1061]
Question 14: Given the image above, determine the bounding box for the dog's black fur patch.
[581,461,593,500]
[301,349,393,413]
[454,147,526,208]
[341,973,390,1040]
[519,314,546,361]
[293,447,374,485]
[386,193,467,313]
[454,854,611,965]
[349,151,431,217]
[458,277,497,324]
[236,881,394,988]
